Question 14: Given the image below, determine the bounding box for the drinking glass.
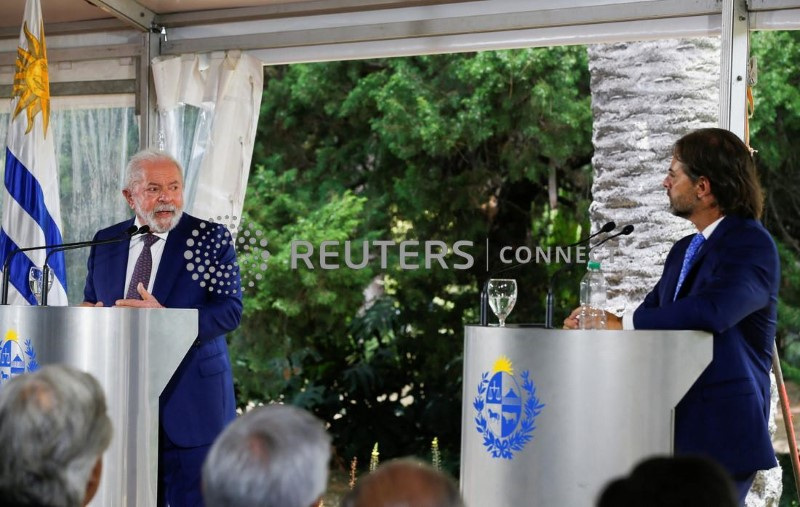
[488,278,517,327]
[28,266,52,305]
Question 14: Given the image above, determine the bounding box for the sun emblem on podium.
[473,355,544,459]
[13,21,50,136]
[0,329,39,385]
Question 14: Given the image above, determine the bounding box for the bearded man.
[83,149,242,507]
[565,128,779,505]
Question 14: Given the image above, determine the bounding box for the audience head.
[597,455,737,507]
[0,365,113,507]
[342,458,464,507]
[202,404,331,507]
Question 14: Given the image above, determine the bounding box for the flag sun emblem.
[13,21,50,136]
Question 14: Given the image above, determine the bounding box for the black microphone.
[564,221,615,247]
[1,225,142,305]
[481,221,616,326]
[39,225,145,306]
[544,221,618,328]
[589,224,634,251]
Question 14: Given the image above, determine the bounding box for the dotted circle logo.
[183,221,242,295]
[183,216,270,294]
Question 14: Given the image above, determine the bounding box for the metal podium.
[0,306,198,507]
[460,325,713,507]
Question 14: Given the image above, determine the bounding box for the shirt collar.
[699,216,725,240]
[133,217,169,242]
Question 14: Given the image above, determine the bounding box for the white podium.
[460,325,712,506]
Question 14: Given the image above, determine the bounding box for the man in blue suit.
[82,149,242,506]
[565,128,779,504]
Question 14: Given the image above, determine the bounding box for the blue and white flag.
[0,0,67,306]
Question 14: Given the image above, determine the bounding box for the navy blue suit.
[634,215,779,478]
[83,213,242,504]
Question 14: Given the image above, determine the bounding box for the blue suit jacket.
[83,213,242,447]
[634,215,779,477]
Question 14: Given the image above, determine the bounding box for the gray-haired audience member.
[202,404,331,507]
[597,455,737,507]
[0,365,113,507]
[342,458,465,507]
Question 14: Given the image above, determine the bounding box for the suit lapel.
[152,214,190,303]
[108,219,135,299]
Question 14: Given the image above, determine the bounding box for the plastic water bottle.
[578,261,607,330]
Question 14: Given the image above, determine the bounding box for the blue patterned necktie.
[674,233,705,301]
[126,234,159,299]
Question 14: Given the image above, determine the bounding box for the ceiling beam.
[84,0,156,32]
[161,0,722,55]
[0,18,130,39]
[156,0,473,27]
[748,0,800,10]
[0,43,139,66]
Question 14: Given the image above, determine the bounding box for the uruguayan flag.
[0,0,67,306]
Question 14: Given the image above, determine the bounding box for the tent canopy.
[0,0,797,145]
[0,0,796,133]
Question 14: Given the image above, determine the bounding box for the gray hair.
[203,404,331,507]
[341,458,465,507]
[123,148,183,192]
[0,365,113,507]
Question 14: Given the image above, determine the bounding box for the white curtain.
[152,51,264,225]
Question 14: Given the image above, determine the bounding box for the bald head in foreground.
[342,458,465,507]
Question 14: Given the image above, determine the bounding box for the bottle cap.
[588,261,601,270]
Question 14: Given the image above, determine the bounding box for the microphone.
[544,221,618,329]
[38,225,146,306]
[564,221,615,247]
[481,221,616,326]
[543,224,634,329]
[0,225,142,305]
[589,224,634,251]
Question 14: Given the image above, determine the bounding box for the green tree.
[233,48,593,470]
[750,30,800,365]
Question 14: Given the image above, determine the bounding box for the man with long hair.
[566,128,779,504]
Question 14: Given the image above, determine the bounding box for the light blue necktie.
[674,233,705,301]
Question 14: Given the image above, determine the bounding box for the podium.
[0,306,198,507]
[460,325,712,507]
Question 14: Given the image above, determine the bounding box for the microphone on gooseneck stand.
[544,221,617,329]
[588,224,634,251]
[564,221,616,247]
[39,225,146,307]
[0,225,143,305]
[480,221,617,327]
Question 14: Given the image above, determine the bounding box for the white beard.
[134,200,183,233]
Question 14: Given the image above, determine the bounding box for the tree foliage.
[233,48,593,469]
[750,31,800,358]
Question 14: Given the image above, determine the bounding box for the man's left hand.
[115,283,164,308]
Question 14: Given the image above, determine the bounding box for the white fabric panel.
[152,51,263,225]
